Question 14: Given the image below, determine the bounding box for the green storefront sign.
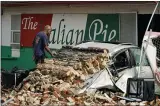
[84,14,119,42]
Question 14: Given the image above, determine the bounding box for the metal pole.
[138,29,152,77]
[138,2,159,76]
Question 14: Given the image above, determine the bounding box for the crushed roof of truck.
[75,41,137,54]
[61,41,138,55]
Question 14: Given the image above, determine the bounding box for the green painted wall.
[1,46,52,71]
[1,46,12,57]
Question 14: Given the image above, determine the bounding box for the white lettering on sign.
[22,17,38,30]
[89,19,117,41]
[108,30,116,41]
[89,19,103,40]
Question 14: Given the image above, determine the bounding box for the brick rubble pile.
[1,47,160,106]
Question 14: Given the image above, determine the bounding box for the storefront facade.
[1,1,160,70]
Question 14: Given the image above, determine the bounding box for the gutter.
[1,1,155,7]
[1,1,108,7]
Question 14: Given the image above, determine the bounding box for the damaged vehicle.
[73,40,158,99]
[2,40,159,105]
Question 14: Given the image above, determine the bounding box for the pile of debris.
[2,48,117,105]
[1,47,160,106]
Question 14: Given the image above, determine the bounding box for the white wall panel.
[2,13,11,46]
[120,13,137,45]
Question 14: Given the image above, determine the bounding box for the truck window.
[113,51,130,71]
[129,48,149,66]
